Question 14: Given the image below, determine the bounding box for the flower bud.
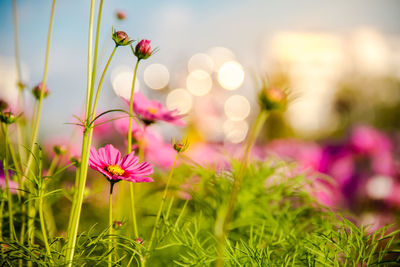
[70,156,81,168]
[32,82,50,100]
[113,220,123,229]
[258,87,287,112]
[0,111,18,124]
[134,238,143,244]
[173,138,189,153]
[0,99,9,112]
[115,10,126,20]
[133,39,153,60]
[112,30,133,47]
[17,81,26,91]
[53,145,67,156]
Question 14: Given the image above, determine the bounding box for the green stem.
[0,196,4,241]
[108,183,115,267]
[12,0,22,85]
[39,191,52,262]
[127,59,140,238]
[3,125,17,240]
[215,110,268,267]
[86,0,104,118]
[65,39,117,267]
[24,0,56,249]
[147,152,180,253]
[90,46,117,122]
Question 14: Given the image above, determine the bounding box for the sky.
[0,0,399,137]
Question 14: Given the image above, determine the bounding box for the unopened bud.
[0,111,18,124]
[112,30,133,47]
[53,145,67,156]
[258,87,287,111]
[115,10,126,20]
[173,138,189,153]
[113,220,123,229]
[32,82,50,100]
[133,39,154,60]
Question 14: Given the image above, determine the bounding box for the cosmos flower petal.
[89,144,153,184]
[120,152,139,169]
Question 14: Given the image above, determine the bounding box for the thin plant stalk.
[215,110,269,267]
[65,44,118,267]
[12,0,27,168]
[64,0,95,264]
[39,189,52,262]
[23,0,56,249]
[3,125,17,240]
[108,183,115,267]
[86,0,104,118]
[147,152,180,253]
[127,59,140,238]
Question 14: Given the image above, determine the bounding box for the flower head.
[0,111,18,125]
[32,82,50,100]
[89,144,153,183]
[112,29,133,47]
[123,92,185,126]
[258,87,287,112]
[173,138,189,153]
[133,39,154,60]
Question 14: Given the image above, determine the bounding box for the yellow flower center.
[106,164,125,176]
[147,107,158,114]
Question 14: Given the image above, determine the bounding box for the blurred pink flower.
[350,125,392,155]
[123,92,185,126]
[89,144,153,183]
[267,139,323,171]
[178,176,201,200]
[114,118,176,169]
[186,143,229,170]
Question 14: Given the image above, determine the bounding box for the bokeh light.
[187,53,214,74]
[217,61,244,90]
[223,119,249,143]
[111,65,140,99]
[166,88,193,114]
[224,95,251,121]
[186,70,212,96]
[366,175,394,200]
[143,63,170,90]
[207,46,236,71]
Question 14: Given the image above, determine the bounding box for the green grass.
[1,159,400,266]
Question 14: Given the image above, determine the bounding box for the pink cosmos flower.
[123,92,185,126]
[89,144,153,183]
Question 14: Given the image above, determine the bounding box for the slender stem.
[147,152,180,252]
[24,0,56,249]
[47,154,59,177]
[127,59,140,238]
[3,125,17,240]
[215,110,269,267]
[39,191,52,262]
[127,59,140,154]
[12,0,22,85]
[0,196,4,241]
[86,0,104,118]
[65,39,117,267]
[90,46,117,122]
[108,183,114,267]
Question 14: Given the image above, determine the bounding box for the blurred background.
[1,0,400,229]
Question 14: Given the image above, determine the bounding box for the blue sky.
[0,0,399,136]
